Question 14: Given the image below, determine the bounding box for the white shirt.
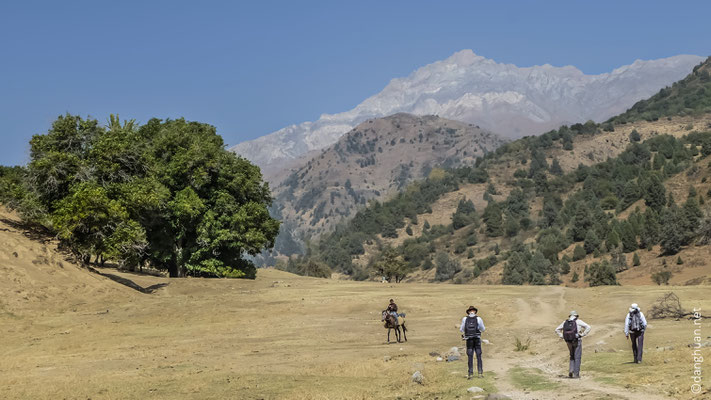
[460,313,486,334]
[555,318,591,339]
[624,311,648,335]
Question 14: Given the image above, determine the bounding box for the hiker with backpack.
[555,310,591,378]
[625,303,647,364]
[460,306,486,379]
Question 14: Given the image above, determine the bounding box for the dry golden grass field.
[1,209,709,400]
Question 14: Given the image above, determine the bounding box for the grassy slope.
[1,211,708,399]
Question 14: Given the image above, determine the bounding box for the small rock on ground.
[411,371,424,384]
[445,346,461,361]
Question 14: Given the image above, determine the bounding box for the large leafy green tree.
[22,114,279,278]
[137,118,279,277]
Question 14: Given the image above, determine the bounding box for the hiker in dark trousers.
[625,303,647,363]
[460,306,486,379]
[555,310,591,378]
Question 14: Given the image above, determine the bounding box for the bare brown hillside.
[270,113,505,254]
[0,207,136,315]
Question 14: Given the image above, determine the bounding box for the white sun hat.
[629,303,640,312]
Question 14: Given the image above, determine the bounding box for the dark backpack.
[464,316,480,337]
[629,310,643,332]
[562,319,578,342]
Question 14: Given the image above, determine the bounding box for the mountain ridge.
[231,51,704,170]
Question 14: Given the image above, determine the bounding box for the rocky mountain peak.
[230,52,704,171]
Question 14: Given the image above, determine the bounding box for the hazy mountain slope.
[231,51,704,170]
[268,114,505,256]
[609,56,711,124]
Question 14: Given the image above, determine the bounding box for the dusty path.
[489,291,670,400]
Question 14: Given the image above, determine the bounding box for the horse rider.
[387,299,398,320]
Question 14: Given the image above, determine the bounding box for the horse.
[381,310,407,343]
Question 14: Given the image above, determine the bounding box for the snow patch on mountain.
[230,50,704,169]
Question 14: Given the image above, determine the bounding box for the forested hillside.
[288,57,711,286]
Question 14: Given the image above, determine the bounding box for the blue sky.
[1,0,709,166]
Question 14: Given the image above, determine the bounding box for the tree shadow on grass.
[87,266,169,294]
[1,216,168,294]
[0,217,53,244]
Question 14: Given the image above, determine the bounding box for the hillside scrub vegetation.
[303,122,711,284]
[283,59,711,284]
[0,114,279,278]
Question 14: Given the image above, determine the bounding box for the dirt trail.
[492,292,669,400]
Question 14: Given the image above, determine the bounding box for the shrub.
[434,252,462,281]
[454,241,467,254]
[585,261,618,287]
[559,260,571,275]
[629,129,641,142]
[573,245,586,261]
[584,230,601,254]
[652,270,672,285]
[632,252,641,266]
[514,337,531,352]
